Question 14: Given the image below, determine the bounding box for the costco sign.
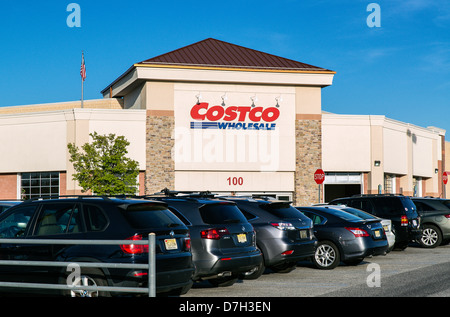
[190,103,280,130]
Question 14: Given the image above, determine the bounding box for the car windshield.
[199,203,248,225]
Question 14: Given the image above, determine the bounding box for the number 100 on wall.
[227,177,244,186]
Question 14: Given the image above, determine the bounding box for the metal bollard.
[148,233,156,297]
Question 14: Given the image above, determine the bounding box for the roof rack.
[24,195,113,203]
[140,188,216,199]
[351,194,404,197]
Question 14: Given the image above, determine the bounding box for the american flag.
[80,52,86,81]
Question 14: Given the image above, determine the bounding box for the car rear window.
[124,203,185,229]
[261,203,307,219]
[199,203,248,225]
[414,199,450,212]
[322,207,365,222]
[340,207,376,220]
[399,197,419,218]
[371,197,417,217]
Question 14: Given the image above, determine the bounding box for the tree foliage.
[68,132,139,195]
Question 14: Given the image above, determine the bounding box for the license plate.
[164,238,178,250]
[374,230,381,238]
[299,230,308,239]
[237,233,247,243]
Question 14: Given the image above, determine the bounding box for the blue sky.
[1,0,449,133]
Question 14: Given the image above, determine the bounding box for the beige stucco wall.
[0,105,145,196]
[322,114,444,196]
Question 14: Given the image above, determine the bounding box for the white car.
[319,204,395,252]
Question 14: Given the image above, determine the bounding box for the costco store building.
[0,39,446,204]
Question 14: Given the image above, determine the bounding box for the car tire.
[240,260,265,280]
[60,268,111,297]
[312,241,340,270]
[419,224,442,248]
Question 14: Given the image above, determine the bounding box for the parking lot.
[183,243,450,297]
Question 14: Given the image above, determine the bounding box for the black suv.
[147,191,262,287]
[329,194,421,250]
[220,196,317,278]
[0,196,194,297]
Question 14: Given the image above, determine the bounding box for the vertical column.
[295,118,322,205]
[146,111,175,194]
[294,87,322,205]
[145,82,176,194]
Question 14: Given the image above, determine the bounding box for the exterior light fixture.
[275,96,282,108]
[435,168,439,174]
[195,93,202,105]
[221,93,227,107]
[250,95,257,107]
[374,160,381,167]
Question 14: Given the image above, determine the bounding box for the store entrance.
[324,184,361,202]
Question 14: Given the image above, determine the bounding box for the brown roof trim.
[101,38,335,94]
[138,38,333,72]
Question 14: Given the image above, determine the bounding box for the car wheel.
[60,268,110,297]
[419,224,442,248]
[313,241,340,270]
[240,261,265,280]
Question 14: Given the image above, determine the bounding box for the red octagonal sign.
[444,172,448,185]
[314,169,325,185]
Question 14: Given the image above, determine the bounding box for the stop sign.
[444,172,448,185]
[314,169,325,185]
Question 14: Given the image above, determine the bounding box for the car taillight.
[444,214,450,219]
[120,234,149,254]
[200,228,229,240]
[184,236,191,251]
[270,222,295,230]
[401,215,408,226]
[345,227,369,237]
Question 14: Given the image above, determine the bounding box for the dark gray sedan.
[296,206,389,269]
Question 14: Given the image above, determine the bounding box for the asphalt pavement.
[183,243,450,297]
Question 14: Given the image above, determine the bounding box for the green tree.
[68,132,139,195]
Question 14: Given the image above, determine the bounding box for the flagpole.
[81,74,84,109]
[81,51,84,109]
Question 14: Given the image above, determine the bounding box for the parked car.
[148,191,263,287]
[329,194,421,250]
[296,206,389,269]
[0,201,22,214]
[219,196,317,278]
[411,197,450,248]
[324,205,396,252]
[0,196,194,297]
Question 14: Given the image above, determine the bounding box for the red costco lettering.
[190,103,280,122]
[190,103,208,120]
